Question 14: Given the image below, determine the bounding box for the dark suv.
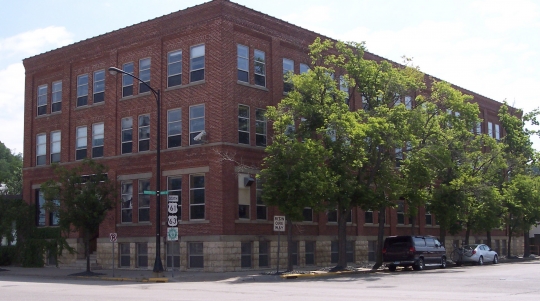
[382,235,447,271]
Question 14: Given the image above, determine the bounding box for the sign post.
[273,216,285,274]
[109,233,117,277]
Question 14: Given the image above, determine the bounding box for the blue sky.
[1,0,539,154]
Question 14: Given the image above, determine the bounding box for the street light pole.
[108,67,164,273]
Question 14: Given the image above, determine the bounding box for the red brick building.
[22,0,516,271]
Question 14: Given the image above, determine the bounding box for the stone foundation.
[56,234,525,272]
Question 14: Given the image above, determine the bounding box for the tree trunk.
[85,230,91,273]
[372,205,386,270]
[336,205,348,270]
[286,218,293,272]
[523,231,530,257]
[410,216,416,235]
[486,231,492,248]
[507,230,513,258]
[439,226,447,247]
[464,225,471,245]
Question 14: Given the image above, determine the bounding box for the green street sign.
[143,190,169,195]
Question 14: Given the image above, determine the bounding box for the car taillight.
[382,248,387,254]
[409,246,415,253]
[472,250,476,255]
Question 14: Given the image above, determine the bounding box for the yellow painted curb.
[147,278,169,283]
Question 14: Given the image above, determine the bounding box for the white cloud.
[0,63,25,154]
[0,26,73,59]
[0,27,74,155]
[469,0,540,32]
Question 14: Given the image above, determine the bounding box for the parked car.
[382,235,447,271]
[452,244,499,265]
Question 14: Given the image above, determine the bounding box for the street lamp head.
[108,67,122,76]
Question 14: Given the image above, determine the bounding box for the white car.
[455,244,499,265]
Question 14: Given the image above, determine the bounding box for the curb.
[280,269,375,279]
[75,276,169,283]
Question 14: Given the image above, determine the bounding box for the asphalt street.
[1,261,539,301]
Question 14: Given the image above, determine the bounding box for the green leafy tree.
[41,159,117,273]
[498,104,539,256]
[0,141,23,195]
[261,38,370,270]
[337,42,426,270]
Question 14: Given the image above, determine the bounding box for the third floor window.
[139,58,151,93]
[77,74,88,107]
[190,44,205,82]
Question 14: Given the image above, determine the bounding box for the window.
[167,50,182,87]
[237,44,249,83]
[397,200,405,225]
[167,109,182,148]
[139,114,150,151]
[168,176,182,220]
[51,81,62,112]
[138,179,150,222]
[256,178,266,220]
[121,117,133,154]
[365,210,373,224]
[189,104,205,145]
[122,62,134,97]
[303,207,313,222]
[189,242,204,268]
[368,241,377,261]
[139,58,151,93]
[300,63,309,74]
[495,124,500,141]
[77,74,88,107]
[425,208,432,226]
[327,210,338,223]
[93,70,105,103]
[331,241,339,263]
[190,174,205,220]
[76,126,87,160]
[255,109,266,147]
[121,181,133,223]
[37,85,47,115]
[305,241,315,265]
[36,134,46,166]
[36,190,46,226]
[254,49,266,87]
[339,75,349,105]
[476,121,482,135]
[43,194,59,226]
[119,243,130,267]
[395,147,403,167]
[238,105,249,144]
[258,241,269,267]
[137,243,148,268]
[241,242,252,268]
[166,242,180,269]
[488,122,493,138]
[290,241,299,266]
[330,241,354,263]
[190,44,205,82]
[404,96,412,110]
[92,123,104,158]
[283,58,294,93]
[50,131,61,163]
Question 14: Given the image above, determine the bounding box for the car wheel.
[388,265,397,272]
[440,257,447,269]
[413,258,425,271]
[493,255,498,264]
[478,256,484,266]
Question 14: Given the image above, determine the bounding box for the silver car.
[454,244,499,265]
